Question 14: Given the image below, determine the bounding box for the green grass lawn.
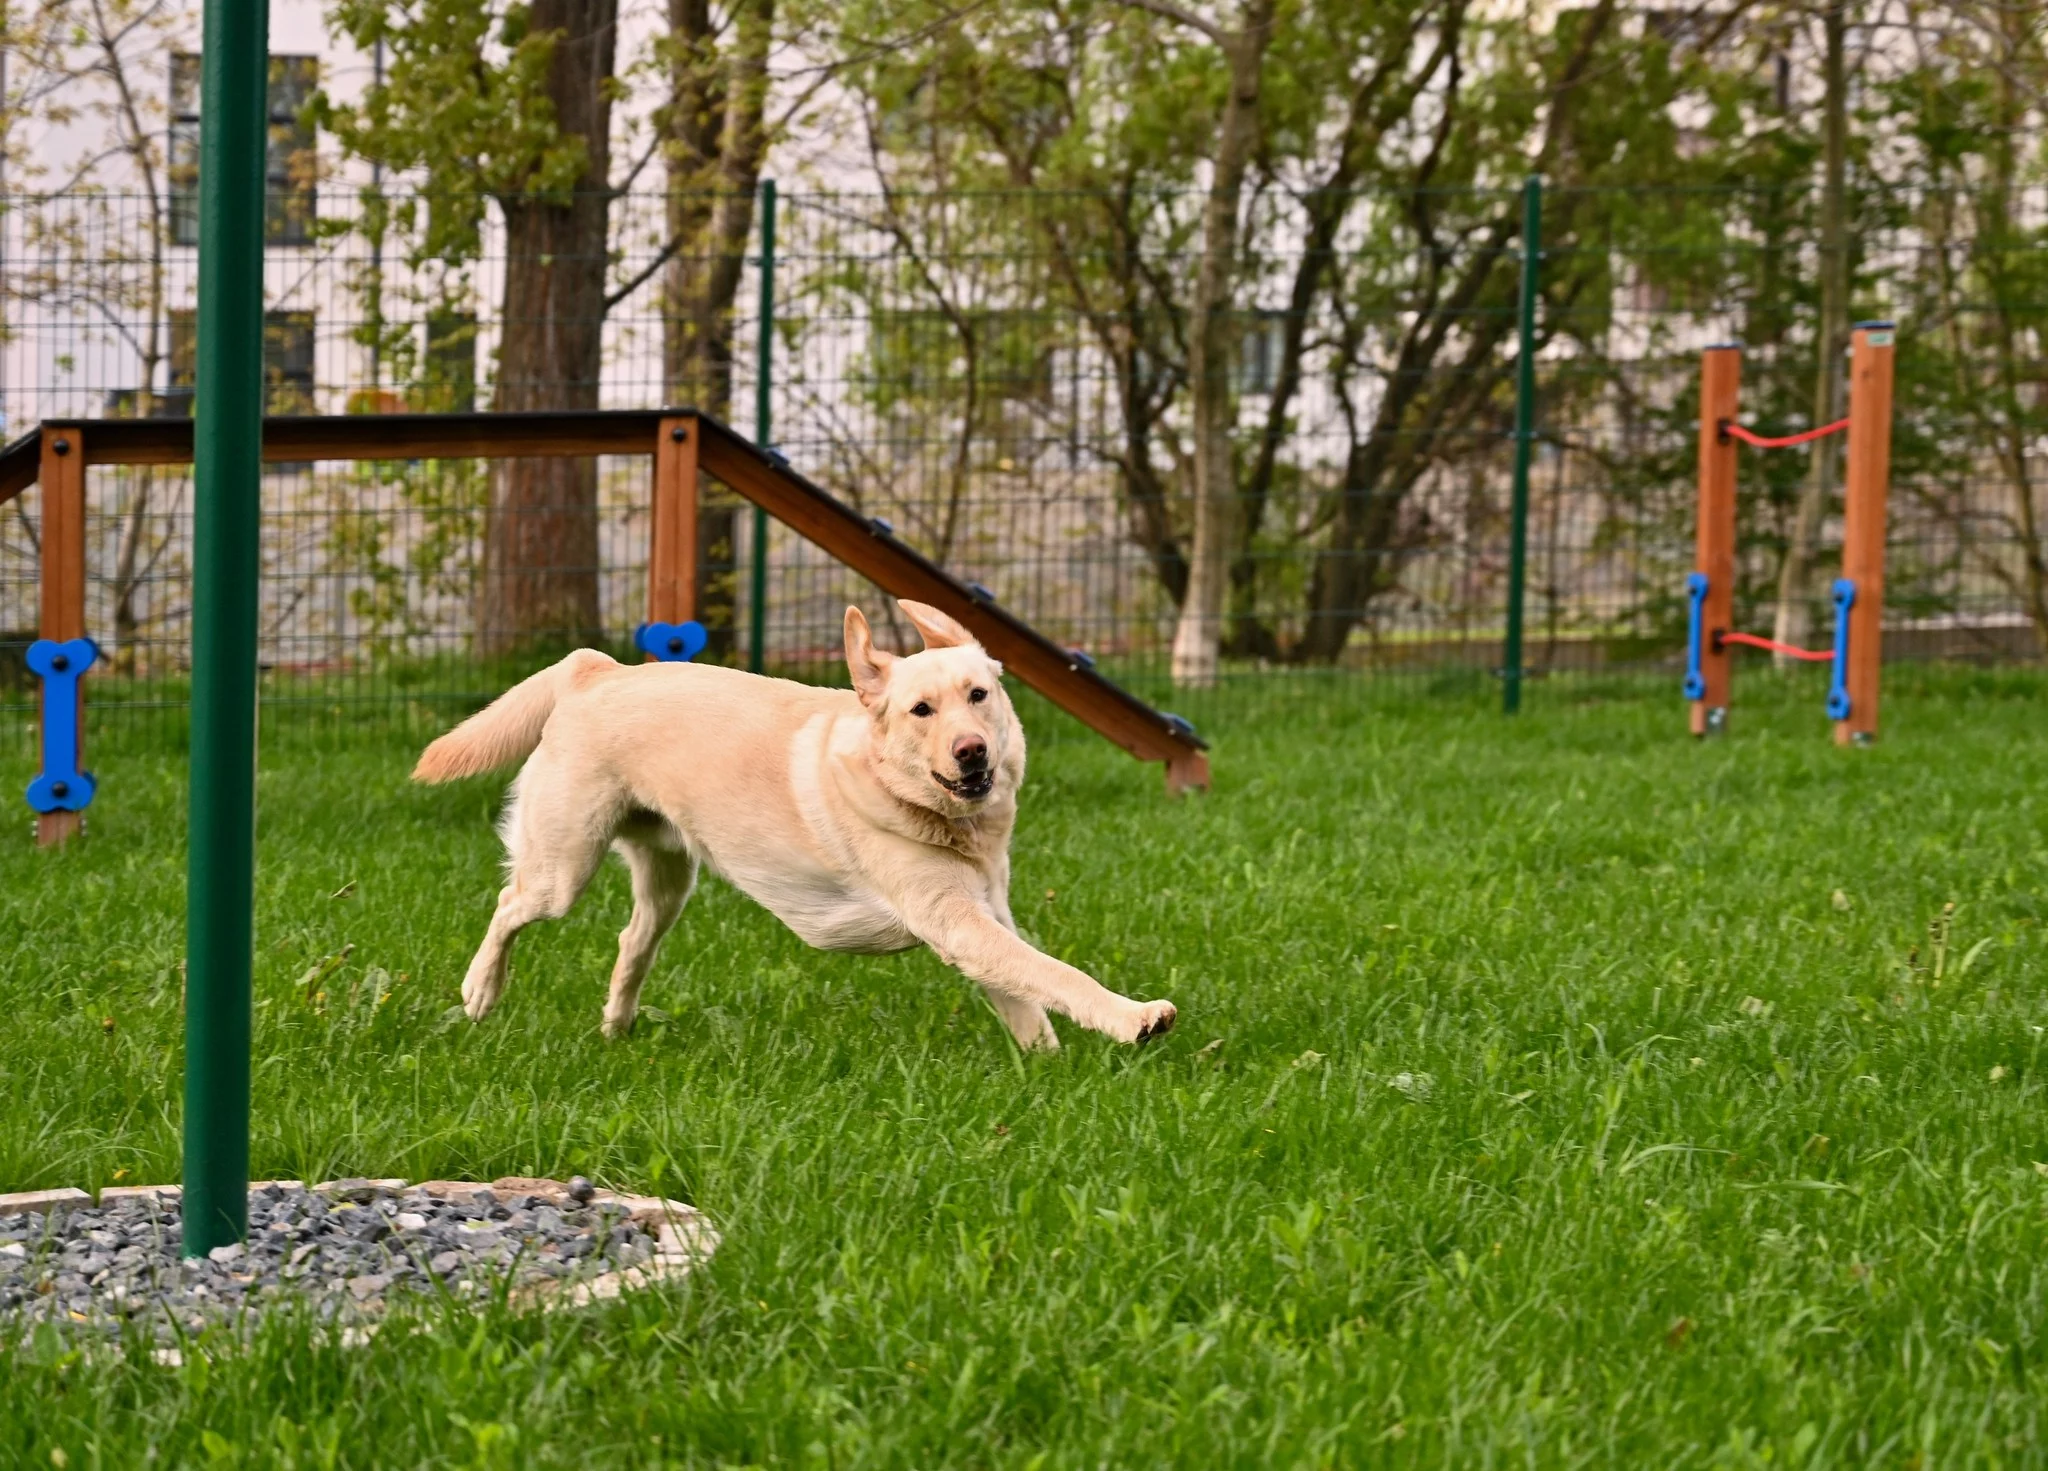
[2,666,2046,1468]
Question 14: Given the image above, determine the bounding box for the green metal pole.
[747,179,776,675]
[1502,175,1541,716]
[183,0,268,1255]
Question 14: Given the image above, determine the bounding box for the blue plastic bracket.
[26,636,98,814]
[1826,579,1855,720]
[1683,572,1709,701]
[634,620,708,663]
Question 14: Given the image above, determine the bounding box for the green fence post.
[748,179,776,674]
[182,0,269,1254]
[1502,175,1541,716]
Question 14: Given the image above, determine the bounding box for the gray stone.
[346,1274,389,1301]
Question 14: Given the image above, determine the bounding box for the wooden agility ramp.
[0,410,1208,839]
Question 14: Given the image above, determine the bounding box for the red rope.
[1722,417,1850,449]
[1718,631,1833,662]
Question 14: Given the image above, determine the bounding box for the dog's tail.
[412,648,617,783]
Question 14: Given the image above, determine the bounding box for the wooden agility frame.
[0,410,1210,846]
[1685,322,1896,743]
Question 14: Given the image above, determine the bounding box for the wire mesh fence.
[0,182,2042,760]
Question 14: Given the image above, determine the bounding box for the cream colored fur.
[413,599,1177,1049]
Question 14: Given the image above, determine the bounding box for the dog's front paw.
[1122,999,1176,1045]
[461,965,505,1023]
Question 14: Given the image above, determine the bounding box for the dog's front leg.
[982,985,1060,1052]
[979,854,1058,1050]
[902,886,1174,1046]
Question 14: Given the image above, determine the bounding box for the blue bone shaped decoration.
[633,620,708,663]
[26,636,99,814]
[1682,572,1709,702]
[1825,579,1855,721]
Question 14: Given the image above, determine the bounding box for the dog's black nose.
[952,735,988,770]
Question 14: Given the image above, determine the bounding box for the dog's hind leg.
[460,772,613,1023]
[603,835,699,1039]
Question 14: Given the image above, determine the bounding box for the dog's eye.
[910,702,934,718]
[969,687,988,704]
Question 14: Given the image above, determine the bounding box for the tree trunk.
[1772,0,1849,662]
[1225,14,1460,661]
[1287,0,1608,663]
[1291,205,1521,661]
[1120,381,1190,606]
[661,0,771,657]
[478,0,618,656]
[1168,2,1274,687]
[1033,198,1189,604]
[1225,190,1337,662]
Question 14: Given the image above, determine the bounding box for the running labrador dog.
[413,600,1177,1050]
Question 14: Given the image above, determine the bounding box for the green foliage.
[315,0,589,263]
[804,3,2048,656]
[819,3,1855,653]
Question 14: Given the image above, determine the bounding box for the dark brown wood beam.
[691,415,1207,784]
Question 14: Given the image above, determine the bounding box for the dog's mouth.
[933,769,995,802]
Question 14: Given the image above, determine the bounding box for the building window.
[264,310,316,412]
[168,56,198,247]
[170,53,319,248]
[1236,310,1292,396]
[421,311,478,413]
[168,308,317,414]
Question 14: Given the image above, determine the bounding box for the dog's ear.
[844,605,896,708]
[897,599,976,650]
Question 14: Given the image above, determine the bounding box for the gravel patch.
[0,1176,717,1347]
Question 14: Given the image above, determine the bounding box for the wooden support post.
[38,424,87,847]
[1165,750,1210,795]
[648,416,700,650]
[1835,322,1895,746]
[1692,346,1741,737]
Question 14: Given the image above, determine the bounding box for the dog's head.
[844,600,1024,816]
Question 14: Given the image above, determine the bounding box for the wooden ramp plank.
[690,416,1208,787]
